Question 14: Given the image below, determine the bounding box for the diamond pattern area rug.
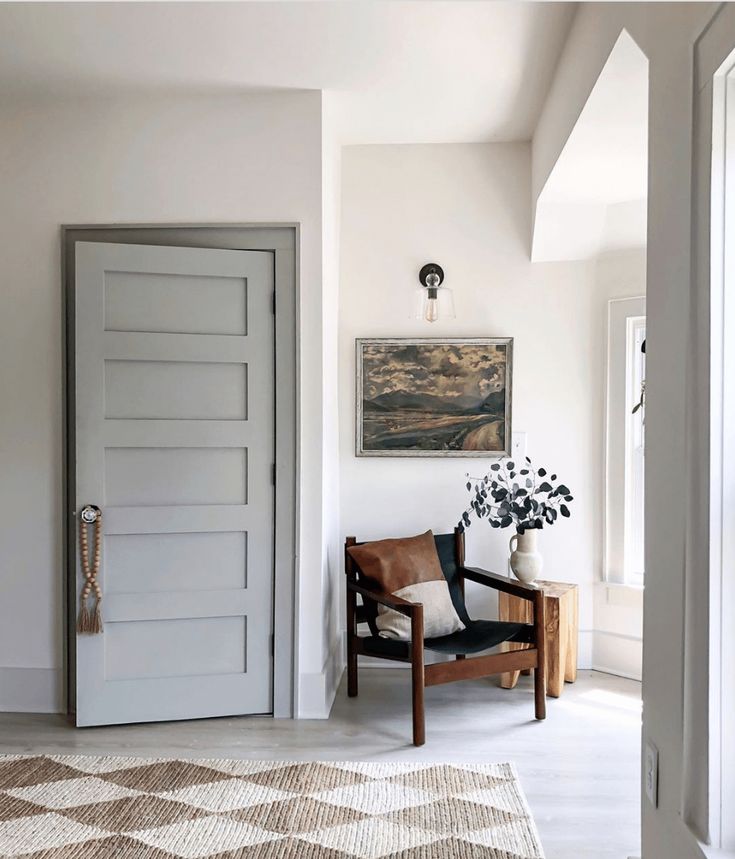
[0,756,545,859]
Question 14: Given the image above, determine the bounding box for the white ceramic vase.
[509,529,543,585]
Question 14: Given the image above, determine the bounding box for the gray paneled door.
[73,241,274,726]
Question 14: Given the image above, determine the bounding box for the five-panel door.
[73,241,274,726]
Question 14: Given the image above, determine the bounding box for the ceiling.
[532,29,649,260]
[0,1,575,144]
[538,28,648,206]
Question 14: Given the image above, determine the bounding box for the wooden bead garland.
[78,506,103,635]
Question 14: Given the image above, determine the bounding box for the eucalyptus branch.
[458,456,574,534]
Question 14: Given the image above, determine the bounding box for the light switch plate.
[644,740,659,807]
[511,432,527,461]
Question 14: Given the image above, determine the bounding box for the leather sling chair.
[345,528,546,746]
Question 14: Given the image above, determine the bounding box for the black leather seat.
[357,532,533,657]
[361,618,530,659]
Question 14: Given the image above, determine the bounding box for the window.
[605,297,646,586]
[624,316,646,585]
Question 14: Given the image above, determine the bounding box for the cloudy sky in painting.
[362,343,507,402]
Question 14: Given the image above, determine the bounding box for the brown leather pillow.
[347,530,465,641]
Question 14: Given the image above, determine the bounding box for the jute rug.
[0,755,544,859]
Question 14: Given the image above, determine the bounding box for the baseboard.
[577,629,593,669]
[0,667,64,713]
[593,665,643,682]
[592,630,642,681]
[324,635,345,714]
[297,636,345,719]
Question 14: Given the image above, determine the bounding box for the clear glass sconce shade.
[413,285,455,323]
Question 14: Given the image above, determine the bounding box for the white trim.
[708,68,726,854]
[708,51,735,852]
[0,668,63,714]
[696,3,735,92]
[604,296,646,585]
[298,635,344,719]
[592,630,643,682]
[601,581,644,592]
[591,666,641,683]
[623,315,646,585]
[690,14,735,845]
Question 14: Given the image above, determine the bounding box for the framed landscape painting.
[356,337,513,457]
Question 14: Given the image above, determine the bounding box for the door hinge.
[270,633,275,656]
[271,463,276,486]
[272,290,276,315]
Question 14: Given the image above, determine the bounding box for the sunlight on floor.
[576,685,643,714]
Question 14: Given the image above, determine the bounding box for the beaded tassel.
[78,507,103,635]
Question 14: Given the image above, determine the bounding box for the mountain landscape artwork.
[356,338,512,456]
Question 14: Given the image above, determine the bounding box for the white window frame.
[604,296,646,587]
[624,316,646,586]
[693,11,735,848]
[706,50,735,854]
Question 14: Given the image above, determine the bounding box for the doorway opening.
[530,27,649,858]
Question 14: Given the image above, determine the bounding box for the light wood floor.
[0,669,641,859]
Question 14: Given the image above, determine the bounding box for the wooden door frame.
[63,223,299,719]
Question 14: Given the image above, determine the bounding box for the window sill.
[598,581,644,593]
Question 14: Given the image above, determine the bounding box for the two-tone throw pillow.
[347,530,465,641]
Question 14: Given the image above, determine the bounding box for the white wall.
[339,142,648,669]
[534,4,719,857]
[0,91,334,715]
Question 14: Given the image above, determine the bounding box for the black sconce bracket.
[418,263,445,288]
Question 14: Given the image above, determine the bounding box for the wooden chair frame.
[345,528,546,746]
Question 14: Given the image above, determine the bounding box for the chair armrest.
[347,580,421,618]
[460,566,540,602]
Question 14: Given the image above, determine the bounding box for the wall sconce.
[414,263,455,323]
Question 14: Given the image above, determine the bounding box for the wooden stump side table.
[499,580,578,698]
